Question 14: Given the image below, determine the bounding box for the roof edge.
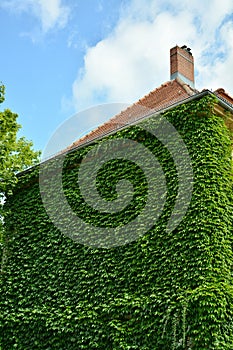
[18,89,233,176]
[40,90,212,163]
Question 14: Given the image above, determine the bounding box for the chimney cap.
[181,44,192,55]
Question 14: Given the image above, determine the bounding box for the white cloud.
[72,0,233,112]
[1,0,70,33]
[37,0,70,32]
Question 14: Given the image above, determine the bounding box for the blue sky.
[0,0,233,156]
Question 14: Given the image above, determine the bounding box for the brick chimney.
[170,45,195,88]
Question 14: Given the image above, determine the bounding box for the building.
[1,46,233,349]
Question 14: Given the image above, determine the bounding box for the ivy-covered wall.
[1,95,233,349]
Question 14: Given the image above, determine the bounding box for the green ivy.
[1,95,233,349]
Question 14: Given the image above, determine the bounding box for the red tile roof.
[66,77,198,152]
[214,88,233,106]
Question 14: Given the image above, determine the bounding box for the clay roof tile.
[65,78,198,152]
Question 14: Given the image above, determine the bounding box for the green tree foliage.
[0,84,40,196]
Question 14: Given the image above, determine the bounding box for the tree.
[0,84,40,196]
